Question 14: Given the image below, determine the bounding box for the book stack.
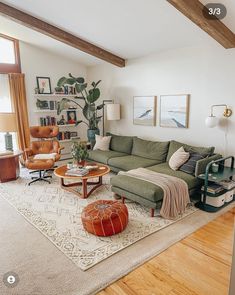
[65,168,89,177]
[56,131,74,140]
[40,116,56,126]
[201,183,224,194]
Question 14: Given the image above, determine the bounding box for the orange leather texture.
[23,126,63,167]
[81,200,129,236]
[25,159,55,170]
[30,126,59,138]
[31,141,61,161]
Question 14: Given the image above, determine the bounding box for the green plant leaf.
[57,77,67,87]
[87,88,100,103]
[75,83,87,94]
[57,98,70,114]
[66,78,76,85]
[76,77,85,83]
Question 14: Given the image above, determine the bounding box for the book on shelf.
[219,180,235,190]
[201,183,224,194]
[65,168,89,176]
[40,116,56,126]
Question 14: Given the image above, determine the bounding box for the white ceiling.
[0,0,234,66]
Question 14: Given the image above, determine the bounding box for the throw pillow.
[179,152,206,175]
[93,135,111,151]
[169,147,190,171]
[34,153,57,160]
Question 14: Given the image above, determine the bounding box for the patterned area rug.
[0,169,197,271]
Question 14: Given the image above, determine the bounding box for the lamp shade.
[205,115,219,128]
[0,113,17,132]
[106,104,120,120]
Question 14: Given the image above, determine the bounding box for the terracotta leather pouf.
[81,200,129,236]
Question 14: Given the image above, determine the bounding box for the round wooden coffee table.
[54,163,110,199]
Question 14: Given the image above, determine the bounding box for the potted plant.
[71,142,89,167]
[57,74,103,147]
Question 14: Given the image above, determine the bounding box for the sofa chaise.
[88,134,221,215]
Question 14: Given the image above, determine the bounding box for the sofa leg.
[121,196,126,204]
[150,208,154,217]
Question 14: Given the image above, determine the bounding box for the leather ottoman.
[81,200,129,236]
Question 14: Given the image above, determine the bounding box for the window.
[0,74,17,150]
[0,34,21,73]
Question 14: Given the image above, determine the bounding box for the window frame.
[0,34,21,74]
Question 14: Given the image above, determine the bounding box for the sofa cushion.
[108,155,159,171]
[107,133,134,154]
[169,147,190,170]
[111,175,164,203]
[88,150,127,164]
[131,137,169,163]
[180,152,206,175]
[147,162,201,190]
[166,140,215,161]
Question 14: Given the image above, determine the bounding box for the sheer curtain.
[0,74,17,150]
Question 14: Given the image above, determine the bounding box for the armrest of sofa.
[195,154,222,177]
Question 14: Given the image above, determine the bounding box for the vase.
[78,160,86,167]
[87,129,100,148]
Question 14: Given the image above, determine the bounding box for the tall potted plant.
[57,74,103,146]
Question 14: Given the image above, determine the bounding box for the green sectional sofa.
[88,134,221,214]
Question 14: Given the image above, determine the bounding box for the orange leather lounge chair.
[24,126,63,185]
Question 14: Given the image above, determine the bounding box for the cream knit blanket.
[118,168,190,219]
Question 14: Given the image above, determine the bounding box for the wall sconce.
[205,104,232,128]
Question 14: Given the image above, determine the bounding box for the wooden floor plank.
[98,208,234,295]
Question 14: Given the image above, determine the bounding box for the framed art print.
[36,77,52,94]
[133,96,156,126]
[160,94,189,128]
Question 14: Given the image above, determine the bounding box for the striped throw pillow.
[179,153,206,175]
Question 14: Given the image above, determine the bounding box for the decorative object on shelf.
[34,87,40,94]
[0,112,17,151]
[133,96,156,126]
[57,74,103,147]
[64,85,69,94]
[54,86,64,94]
[36,77,52,94]
[36,99,49,109]
[71,142,89,167]
[40,116,56,126]
[102,100,121,135]
[211,163,219,173]
[160,94,189,128]
[67,110,77,124]
[205,104,232,128]
[57,115,66,125]
[70,131,78,137]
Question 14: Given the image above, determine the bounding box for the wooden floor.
[98,208,235,295]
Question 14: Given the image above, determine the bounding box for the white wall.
[88,46,235,157]
[20,42,87,139]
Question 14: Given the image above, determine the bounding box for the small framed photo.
[36,77,52,94]
[160,94,190,128]
[67,110,77,124]
[133,96,156,126]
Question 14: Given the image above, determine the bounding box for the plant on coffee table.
[71,142,89,166]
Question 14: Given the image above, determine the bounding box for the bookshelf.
[34,93,81,161]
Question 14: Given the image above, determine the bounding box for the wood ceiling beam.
[0,2,125,67]
[167,0,235,48]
